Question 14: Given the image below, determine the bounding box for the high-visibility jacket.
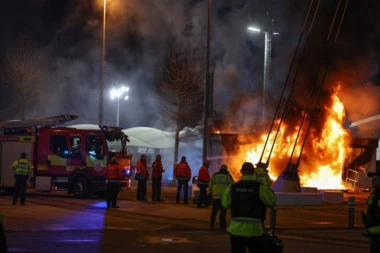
[197,165,210,182]
[363,190,380,234]
[11,158,33,177]
[106,164,123,181]
[252,167,272,187]
[222,175,276,237]
[174,162,191,181]
[152,160,164,179]
[209,170,234,199]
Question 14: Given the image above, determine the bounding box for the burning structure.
[210,0,379,192]
[215,87,378,192]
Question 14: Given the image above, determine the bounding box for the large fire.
[229,86,352,190]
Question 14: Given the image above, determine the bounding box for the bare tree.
[2,36,43,120]
[156,46,205,181]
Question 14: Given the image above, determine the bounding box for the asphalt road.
[0,187,372,253]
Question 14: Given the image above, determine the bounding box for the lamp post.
[203,0,212,161]
[98,0,107,125]
[247,18,278,123]
[110,86,129,127]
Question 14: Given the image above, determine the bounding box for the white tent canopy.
[68,124,175,149]
[123,127,174,149]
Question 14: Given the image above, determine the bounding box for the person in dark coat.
[151,155,165,201]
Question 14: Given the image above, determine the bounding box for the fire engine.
[0,114,132,197]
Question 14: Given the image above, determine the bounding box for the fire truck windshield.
[106,138,125,153]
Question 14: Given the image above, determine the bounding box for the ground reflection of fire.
[227,86,352,190]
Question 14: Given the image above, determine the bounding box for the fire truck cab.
[0,114,132,197]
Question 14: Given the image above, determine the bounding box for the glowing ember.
[233,86,351,190]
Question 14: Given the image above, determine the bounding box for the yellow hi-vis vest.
[11,159,33,177]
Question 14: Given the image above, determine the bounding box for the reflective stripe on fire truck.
[37,165,48,171]
[37,156,107,172]
[19,136,35,142]
[86,156,106,172]
[47,155,67,166]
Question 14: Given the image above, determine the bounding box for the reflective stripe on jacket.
[209,172,233,199]
[221,175,276,237]
[174,162,191,180]
[11,159,33,177]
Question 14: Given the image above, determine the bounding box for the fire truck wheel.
[73,177,90,198]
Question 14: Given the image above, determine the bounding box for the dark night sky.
[0,0,379,133]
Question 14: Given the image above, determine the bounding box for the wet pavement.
[0,187,372,252]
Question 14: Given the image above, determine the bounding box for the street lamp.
[110,86,129,127]
[247,22,278,123]
[98,0,107,125]
[203,0,212,161]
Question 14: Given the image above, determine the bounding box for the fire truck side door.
[69,136,82,167]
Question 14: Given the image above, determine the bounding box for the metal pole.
[263,31,271,123]
[202,0,211,161]
[98,0,106,126]
[348,196,355,228]
[116,98,120,127]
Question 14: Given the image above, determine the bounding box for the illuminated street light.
[248,21,279,123]
[110,86,129,127]
[98,0,107,125]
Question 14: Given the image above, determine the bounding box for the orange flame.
[232,86,351,190]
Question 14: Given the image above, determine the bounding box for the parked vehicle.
[0,114,132,197]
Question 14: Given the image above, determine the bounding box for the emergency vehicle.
[0,114,132,197]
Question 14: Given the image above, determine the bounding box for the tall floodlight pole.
[263,31,271,123]
[203,0,211,161]
[247,14,278,123]
[110,86,129,127]
[98,0,107,125]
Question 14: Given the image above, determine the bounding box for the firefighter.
[253,162,272,225]
[197,159,211,208]
[135,154,149,201]
[209,164,234,229]
[0,212,7,253]
[151,155,165,201]
[253,162,272,188]
[11,152,33,205]
[105,157,122,208]
[174,156,192,204]
[222,162,276,252]
[362,162,380,253]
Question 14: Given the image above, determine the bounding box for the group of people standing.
[134,154,166,202]
[173,156,277,252]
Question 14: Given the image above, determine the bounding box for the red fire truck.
[0,114,132,197]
